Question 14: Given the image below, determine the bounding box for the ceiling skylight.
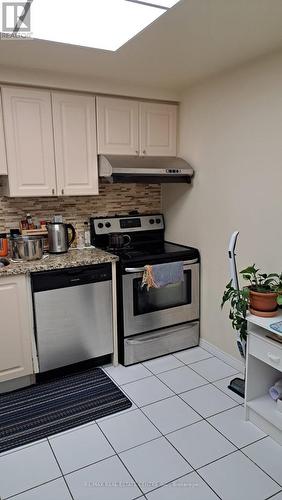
[25,0,180,51]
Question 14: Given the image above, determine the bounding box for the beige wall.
[0,65,178,101]
[163,51,282,359]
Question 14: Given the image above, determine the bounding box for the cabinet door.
[52,92,98,196]
[0,95,7,175]
[97,97,139,155]
[140,102,177,156]
[2,87,57,197]
[0,276,34,383]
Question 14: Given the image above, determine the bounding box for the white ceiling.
[1,0,282,92]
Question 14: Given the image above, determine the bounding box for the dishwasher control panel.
[31,263,112,292]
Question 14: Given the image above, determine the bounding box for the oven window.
[133,270,192,315]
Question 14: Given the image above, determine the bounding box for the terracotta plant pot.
[249,289,278,317]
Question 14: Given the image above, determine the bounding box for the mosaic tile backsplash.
[0,182,161,233]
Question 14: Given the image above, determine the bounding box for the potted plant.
[222,266,282,341]
[240,265,282,317]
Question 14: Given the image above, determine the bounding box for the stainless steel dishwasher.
[31,264,113,372]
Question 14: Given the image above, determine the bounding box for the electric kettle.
[47,222,76,254]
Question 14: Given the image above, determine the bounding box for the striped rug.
[0,367,132,453]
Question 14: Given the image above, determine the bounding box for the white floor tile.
[122,376,174,407]
[198,450,280,500]
[207,406,266,447]
[0,441,61,499]
[181,384,238,417]
[158,365,207,394]
[243,437,282,486]
[142,396,202,434]
[49,423,114,474]
[174,347,213,365]
[9,478,72,500]
[190,357,238,382]
[120,437,191,494]
[65,455,140,500]
[99,409,161,452]
[104,364,151,386]
[213,374,245,403]
[143,355,184,374]
[145,471,219,500]
[0,438,48,458]
[167,420,236,469]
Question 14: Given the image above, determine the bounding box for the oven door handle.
[125,259,198,274]
[125,267,145,273]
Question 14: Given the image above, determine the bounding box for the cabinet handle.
[52,188,55,195]
[135,150,139,155]
[267,352,280,364]
[142,150,146,155]
[61,189,64,196]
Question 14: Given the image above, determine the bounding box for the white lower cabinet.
[0,275,34,383]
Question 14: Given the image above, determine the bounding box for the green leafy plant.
[240,265,277,292]
[222,264,282,340]
[221,281,249,340]
[240,265,282,304]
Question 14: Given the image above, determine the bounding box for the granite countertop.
[0,248,118,276]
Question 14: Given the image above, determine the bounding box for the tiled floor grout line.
[266,490,282,499]
[108,367,223,499]
[239,443,282,489]
[103,362,223,498]
[141,360,240,420]
[117,361,280,495]
[47,438,75,500]
[134,398,223,499]
[5,477,63,500]
[93,421,144,499]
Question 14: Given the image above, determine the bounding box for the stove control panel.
[91,214,164,235]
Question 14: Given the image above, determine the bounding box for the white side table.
[245,312,282,445]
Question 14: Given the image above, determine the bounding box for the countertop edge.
[0,248,119,276]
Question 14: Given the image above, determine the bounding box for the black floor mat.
[0,367,132,453]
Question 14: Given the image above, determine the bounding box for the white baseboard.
[199,338,245,373]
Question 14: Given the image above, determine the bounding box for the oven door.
[122,260,199,337]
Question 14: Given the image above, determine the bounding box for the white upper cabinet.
[97,97,177,157]
[140,102,177,156]
[2,87,57,197]
[52,92,98,196]
[0,275,34,383]
[97,97,139,155]
[0,96,7,175]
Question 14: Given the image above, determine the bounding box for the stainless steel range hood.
[99,155,194,183]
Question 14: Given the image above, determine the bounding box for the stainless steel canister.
[10,236,44,261]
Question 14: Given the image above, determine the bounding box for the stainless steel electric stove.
[90,213,200,365]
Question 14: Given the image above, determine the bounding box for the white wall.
[163,51,282,359]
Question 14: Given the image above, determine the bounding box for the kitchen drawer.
[124,321,199,366]
[249,334,282,371]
